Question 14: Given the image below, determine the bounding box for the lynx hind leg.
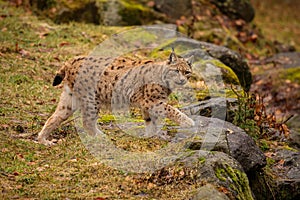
[38,84,76,145]
[150,102,195,127]
[80,99,101,137]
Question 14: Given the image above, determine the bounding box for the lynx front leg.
[38,85,76,145]
[149,101,195,127]
[141,110,160,136]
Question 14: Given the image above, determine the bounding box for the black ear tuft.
[168,48,177,63]
[186,55,194,66]
[52,75,63,86]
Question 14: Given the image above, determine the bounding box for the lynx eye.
[185,71,192,75]
[174,69,180,73]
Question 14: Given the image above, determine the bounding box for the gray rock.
[191,184,230,200]
[289,129,300,149]
[273,149,300,180]
[210,0,255,22]
[181,97,237,122]
[265,52,300,69]
[285,111,300,151]
[197,41,252,91]
[227,127,266,172]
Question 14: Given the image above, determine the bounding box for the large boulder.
[182,115,266,173]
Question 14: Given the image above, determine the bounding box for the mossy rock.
[177,151,254,200]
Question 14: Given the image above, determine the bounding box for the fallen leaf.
[218,186,229,194]
[278,159,285,165]
[59,42,71,47]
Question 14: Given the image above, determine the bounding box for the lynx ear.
[168,48,178,64]
[186,55,194,66]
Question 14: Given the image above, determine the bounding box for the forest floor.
[0,0,299,199]
[251,0,300,50]
[250,0,300,125]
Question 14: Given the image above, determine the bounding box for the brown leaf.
[278,159,285,165]
[218,186,229,194]
[59,42,71,47]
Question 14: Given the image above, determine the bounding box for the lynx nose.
[179,79,186,85]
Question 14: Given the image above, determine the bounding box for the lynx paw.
[182,117,195,127]
[38,137,55,146]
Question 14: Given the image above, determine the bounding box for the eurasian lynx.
[38,50,194,145]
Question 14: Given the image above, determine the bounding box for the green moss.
[99,114,116,123]
[99,114,144,124]
[198,157,206,164]
[215,163,254,200]
[215,167,227,182]
[282,144,298,152]
[283,67,300,84]
[259,139,270,151]
[266,157,275,166]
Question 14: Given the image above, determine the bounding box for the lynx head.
[162,49,193,89]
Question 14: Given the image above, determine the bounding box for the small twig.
[61,116,80,126]
[281,114,294,124]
